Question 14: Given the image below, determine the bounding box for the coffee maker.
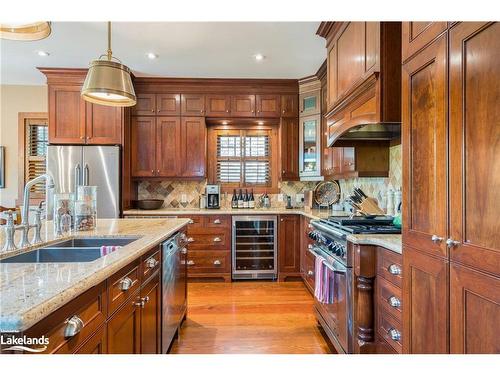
[205,184,221,209]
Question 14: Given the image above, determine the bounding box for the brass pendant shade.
[81,22,136,107]
[0,22,51,41]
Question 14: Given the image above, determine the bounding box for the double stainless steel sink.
[0,237,140,264]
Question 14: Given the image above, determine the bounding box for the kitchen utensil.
[136,199,164,210]
[314,181,341,206]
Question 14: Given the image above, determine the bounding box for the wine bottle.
[237,189,244,209]
[249,189,255,209]
[231,189,238,209]
[243,189,249,208]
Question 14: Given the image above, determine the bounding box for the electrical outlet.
[296,193,304,203]
[277,194,284,202]
[181,194,187,203]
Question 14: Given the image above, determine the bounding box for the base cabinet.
[107,291,142,354]
[278,215,301,280]
[74,325,107,354]
[403,246,449,354]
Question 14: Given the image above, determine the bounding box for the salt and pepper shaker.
[394,188,402,215]
[386,189,395,216]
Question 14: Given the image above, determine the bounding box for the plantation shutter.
[25,119,48,195]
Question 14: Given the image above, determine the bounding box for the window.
[18,113,48,204]
[208,125,278,193]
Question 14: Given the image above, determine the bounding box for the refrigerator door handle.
[74,164,81,193]
[83,164,90,186]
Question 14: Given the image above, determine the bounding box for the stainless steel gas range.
[308,216,400,354]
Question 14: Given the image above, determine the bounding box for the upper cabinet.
[47,82,123,145]
[132,94,156,116]
[299,90,320,117]
[205,94,231,117]
[156,94,180,116]
[231,95,256,117]
[181,94,205,116]
[280,117,299,180]
[317,22,401,146]
[281,95,298,117]
[402,22,448,62]
[256,94,281,117]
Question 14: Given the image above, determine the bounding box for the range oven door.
[310,246,353,353]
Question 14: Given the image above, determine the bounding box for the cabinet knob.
[151,170,154,174]
[213,219,221,224]
[187,260,195,266]
[181,248,187,254]
[188,219,194,224]
[146,258,158,269]
[151,109,155,113]
[119,277,133,291]
[446,238,460,248]
[307,270,314,276]
[200,110,204,113]
[80,136,85,140]
[388,328,401,342]
[134,300,145,308]
[64,315,84,338]
[226,110,229,113]
[431,235,443,243]
[187,237,194,243]
[387,264,402,276]
[213,259,221,266]
[213,237,222,242]
[157,169,160,174]
[388,296,401,308]
[282,110,285,114]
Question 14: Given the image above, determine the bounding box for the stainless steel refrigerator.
[46,145,120,219]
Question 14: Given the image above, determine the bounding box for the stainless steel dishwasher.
[161,233,187,353]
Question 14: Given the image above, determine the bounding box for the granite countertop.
[123,207,403,254]
[0,218,189,332]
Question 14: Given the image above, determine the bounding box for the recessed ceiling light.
[254,54,265,61]
[37,50,49,57]
[147,52,158,60]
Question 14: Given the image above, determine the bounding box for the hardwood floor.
[170,281,333,354]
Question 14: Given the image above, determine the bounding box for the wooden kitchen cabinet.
[73,325,107,354]
[48,84,86,144]
[181,93,205,116]
[156,117,181,177]
[402,22,448,62]
[278,215,301,280]
[280,117,299,180]
[140,272,161,354]
[231,94,256,117]
[256,94,281,117]
[402,34,448,259]
[448,21,500,276]
[403,246,449,354]
[157,94,181,116]
[85,104,122,144]
[205,94,231,117]
[449,263,500,353]
[131,116,156,177]
[299,90,320,116]
[180,117,206,177]
[107,290,142,354]
[281,94,298,117]
[132,93,156,116]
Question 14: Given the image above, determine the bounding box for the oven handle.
[308,246,347,274]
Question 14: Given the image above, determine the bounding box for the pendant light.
[81,22,136,107]
[0,22,51,41]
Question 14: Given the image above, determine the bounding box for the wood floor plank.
[169,281,333,354]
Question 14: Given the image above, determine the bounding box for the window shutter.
[26,122,48,194]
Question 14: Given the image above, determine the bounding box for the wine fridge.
[232,216,277,280]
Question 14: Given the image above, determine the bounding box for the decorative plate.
[314,181,341,206]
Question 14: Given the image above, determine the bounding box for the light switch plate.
[296,193,304,203]
[277,194,284,202]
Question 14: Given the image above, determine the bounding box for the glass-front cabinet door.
[299,90,321,116]
[299,114,322,180]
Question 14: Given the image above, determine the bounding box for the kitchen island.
[0,218,189,353]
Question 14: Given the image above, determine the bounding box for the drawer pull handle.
[188,219,194,224]
[388,328,401,342]
[307,270,314,276]
[119,277,133,291]
[187,237,194,243]
[388,264,402,275]
[187,260,195,266]
[146,258,158,268]
[431,234,443,243]
[134,300,145,308]
[64,315,84,338]
[181,248,187,254]
[213,259,221,266]
[388,296,401,308]
[213,237,222,242]
[213,219,221,224]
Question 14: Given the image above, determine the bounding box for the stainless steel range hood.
[328,122,401,146]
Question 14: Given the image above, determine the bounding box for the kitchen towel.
[314,253,325,302]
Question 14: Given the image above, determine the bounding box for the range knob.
[327,242,336,253]
[337,245,345,258]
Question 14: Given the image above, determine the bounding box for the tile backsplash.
[137,144,402,209]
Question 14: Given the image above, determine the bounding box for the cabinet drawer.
[377,308,403,354]
[186,231,230,250]
[73,323,107,354]
[377,276,403,322]
[108,259,141,316]
[178,215,203,227]
[303,250,316,290]
[25,282,107,354]
[187,250,230,274]
[377,247,403,288]
[203,215,231,228]
[141,247,161,283]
